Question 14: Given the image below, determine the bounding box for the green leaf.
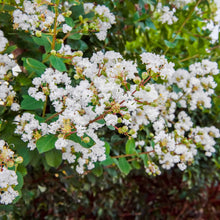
[101,156,114,166]
[65,17,75,27]
[146,18,156,30]
[16,73,32,86]
[69,133,95,148]
[84,11,95,19]
[164,40,178,48]
[67,39,88,51]
[4,45,17,54]
[107,125,115,130]
[132,160,141,169]
[140,154,148,166]
[32,34,52,52]
[0,4,16,11]
[21,95,44,110]
[92,163,103,177]
[22,57,47,76]
[14,171,24,190]
[68,32,82,40]
[125,138,136,154]
[45,149,62,168]
[50,55,67,72]
[36,134,58,153]
[117,157,132,175]
[104,142,111,155]
[70,4,85,19]
[96,119,105,124]
[17,164,27,176]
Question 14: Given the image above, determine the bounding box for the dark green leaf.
[36,134,58,153]
[21,95,44,110]
[45,149,62,168]
[92,163,103,177]
[101,156,114,166]
[32,34,52,52]
[22,57,47,76]
[117,157,132,175]
[125,138,136,154]
[68,32,82,40]
[50,55,67,72]
[65,17,75,27]
[107,125,115,130]
[70,4,85,19]
[4,45,17,54]
[67,39,88,51]
[104,142,111,155]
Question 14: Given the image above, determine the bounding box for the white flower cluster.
[156,3,178,25]
[170,59,219,110]
[140,52,175,79]
[0,140,19,205]
[0,30,8,52]
[14,51,219,174]
[189,126,220,157]
[145,161,161,176]
[202,0,220,43]
[14,113,48,150]
[13,0,64,33]
[0,31,20,111]
[83,3,116,40]
[0,80,19,111]
[141,59,219,172]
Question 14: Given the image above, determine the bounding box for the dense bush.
[0,0,220,218]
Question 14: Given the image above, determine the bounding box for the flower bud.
[15,156,23,164]
[66,10,72,17]
[117,118,122,123]
[142,72,149,79]
[42,87,50,95]
[35,30,42,37]
[7,160,14,167]
[112,103,120,113]
[115,78,121,84]
[57,39,63,44]
[121,126,128,133]
[133,76,141,84]
[50,50,56,55]
[149,133,154,138]
[79,15,83,22]
[128,129,136,135]
[145,86,151,92]
[83,137,90,143]
[74,51,83,57]
[123,113,131,120]
[74,74,80,80]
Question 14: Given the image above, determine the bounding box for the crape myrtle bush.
[0,0,220,218]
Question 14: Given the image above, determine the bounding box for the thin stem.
[164,0,202,55]
[111,150,154,159]
[51,0,60,50]
[45,109,64,122]
[179,54,199,62]
[86,109,112,126]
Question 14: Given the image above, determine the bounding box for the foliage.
[0,0,220,218]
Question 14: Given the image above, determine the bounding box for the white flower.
[62,24,72,33]
[11,103,20,111]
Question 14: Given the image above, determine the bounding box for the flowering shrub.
[0,0,219,215]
